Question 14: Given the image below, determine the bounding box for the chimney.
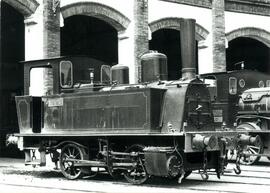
[180,19,196,79]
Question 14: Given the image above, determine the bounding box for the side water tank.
[111,65,129,84]
[141,51,168,82]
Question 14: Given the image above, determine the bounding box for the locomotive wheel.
[60,144,86,180]
[123,144,148,184]
[240,139,263,165]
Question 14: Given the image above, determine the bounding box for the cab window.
[60,61,73,88]
[30,67,53,96]
[101,65,111,84]
[229,77,237,95]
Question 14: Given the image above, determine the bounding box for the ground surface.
[0,158,270,193]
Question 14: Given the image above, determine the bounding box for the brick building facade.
[1,0,270,83]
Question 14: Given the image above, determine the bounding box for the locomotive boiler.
[14,19,255,184]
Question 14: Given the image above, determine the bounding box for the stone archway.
[0,0,39,157]
[226,27,270,47]
[60,2,130,65]
[2,0,39,17]
[149,17,209,41]
[149,17,208,80]
[61,2,130,32]
[226,27,270,73]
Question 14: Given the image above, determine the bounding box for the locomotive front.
[13,19,257,184]
[236,87,270,164]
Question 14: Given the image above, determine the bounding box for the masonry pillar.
[212,0,226,72]
[0,1,2,129]
[0,0,1,63]
[134,0,149,83]
[43,0,60,58]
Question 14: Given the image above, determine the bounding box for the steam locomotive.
[201,69,270,165]
[237,86,270,164]
[13,19,256,184]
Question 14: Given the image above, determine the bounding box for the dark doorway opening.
[0,2,25,157]
[61,15,118,65]
[226,37,270,73]
[149,29,198,80]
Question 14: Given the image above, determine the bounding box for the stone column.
[43,0,60,58]
[0,1,2,128]
[212,0,226,72]
[134,0,149,83]
[41,0,60,96]
[0,0,1,63]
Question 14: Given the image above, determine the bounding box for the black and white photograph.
[1,0,270,192]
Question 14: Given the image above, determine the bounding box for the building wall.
[24,1,44,60]
[148,0,213,74]
[2,0,270,82]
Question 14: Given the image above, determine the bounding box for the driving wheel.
[60,143,86,180]
[123,144,148,184]
[239,138,263,165]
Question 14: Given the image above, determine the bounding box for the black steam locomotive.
[201,68,270,165]
[237,86,270,164]
[13,19,255,184]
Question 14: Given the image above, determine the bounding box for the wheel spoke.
[68,148,72,156]
[249,147,259,154]
[248,145,260,151]
[60,144,85,180]
[63,153,69,158]
[74,153,80,158]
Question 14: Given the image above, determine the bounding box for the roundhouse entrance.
[226,37,270,73]
[0,1,25,156]
[61,15,118,65]
[149,29,198,80]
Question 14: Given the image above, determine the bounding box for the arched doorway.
[226,37,270,73]
[149,29,198,80]
[1,2,24,62]
[0,1,25,156]
[61,15,118,65]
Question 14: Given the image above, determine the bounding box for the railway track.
[0,161,270,193]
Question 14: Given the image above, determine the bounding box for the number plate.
[48,98,63,107]
[213,109,223,123]
[214,117,223,123]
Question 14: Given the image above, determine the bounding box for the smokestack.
[180,19,196,79]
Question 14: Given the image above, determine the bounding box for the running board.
[69,159,136,168]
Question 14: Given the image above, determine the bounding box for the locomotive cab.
[201,70,270,129]
[23,56,113,97]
